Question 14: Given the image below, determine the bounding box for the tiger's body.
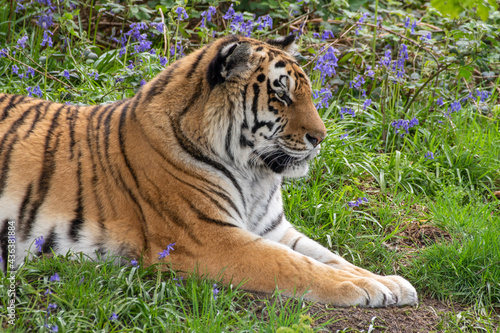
[0,35,417,307]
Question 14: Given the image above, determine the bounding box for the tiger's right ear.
[207,41,253,89]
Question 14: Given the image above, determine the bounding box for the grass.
[1,0,500,331]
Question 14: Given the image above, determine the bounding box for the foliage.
[0,0,499,331]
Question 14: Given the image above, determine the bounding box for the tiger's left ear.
[207,41,253,89]
[265,34,298,55]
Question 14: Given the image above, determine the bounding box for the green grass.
[1,0,500,331]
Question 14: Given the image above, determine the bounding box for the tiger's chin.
[260,147,320,178]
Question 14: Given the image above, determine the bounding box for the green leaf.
[457,68,472,80]
[476,2,489,21]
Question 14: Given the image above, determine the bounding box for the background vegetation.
[0,0,499,331]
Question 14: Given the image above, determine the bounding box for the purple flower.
[12,65,19,75]
[321,30,334,40]
[380,49,391,67]
[140,79,147,86]
[79,276,85,285]
[349,75,365,90]
[170,40,185,58]
[27,67,35,77]
[158,243,176,259]
[404,17,411,29]
[411,20,417,34]
[424,151,434,160]
[131,259,138,266]
[134,39,152,53]
[109,313,118,321]
[151,22,164,33]
[27,85,43,98]
[314,46,338,82]
[223,4,235,20]
[49,273,60,282]
[17,35,29,49]
[175,7,188,21]
[47,325,58,333]
[362,99,372,110]
[436,97,444,106]
[62,70,70,79]
[256,14,273,31]
[448,100,461,113]
[36,0,52,5]
[48,303,57,310]
[15,3,25,12]
[35,236,45,252]
[348,197,368,208]
[0,48,8,58]
[41,30,53,47]
[90,71,99,80]
[391,117,419,137]
[340,131,349,144]
[476,89,491,102]
[339,107,355,119]
[201,6,217,28]
[365,65,375,78]
[37,14,54,30]
[44,288,52,295]
[159,56,168,66]
[213,284,220,300]
[313,88,333,109]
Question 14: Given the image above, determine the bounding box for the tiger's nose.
[305,133,325,147]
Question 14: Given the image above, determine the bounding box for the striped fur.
[0,36,417,307]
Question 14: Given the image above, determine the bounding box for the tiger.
[0,35,417,307]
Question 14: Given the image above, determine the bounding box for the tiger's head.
[205,35,327,178]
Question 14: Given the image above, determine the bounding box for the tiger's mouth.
[260,147,319,174]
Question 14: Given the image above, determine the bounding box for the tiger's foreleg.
[269,224,418,306]
[176,226,400,307]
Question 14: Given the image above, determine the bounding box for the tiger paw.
[374,275,418,306]
[329,278,398,308]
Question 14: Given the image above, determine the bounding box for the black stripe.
[291,236,302,250]
[146,62,180,99]
[22,104,66,241]
[24,101,50,139]
[170,87,246,210]
[0,219,9,271]
[18,183,33,223]
[66,105,79,160]
[184,197,237,228]
[225,116,234,161]
[0,134,18,197]
[186,47,208,79]
[42,228,57,254]
[0,95,25,122]
[260,211,284,235]
[69,149,84,241]
[163,205,203,246]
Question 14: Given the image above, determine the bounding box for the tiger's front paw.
[375,275,418,306]
[334,277,397,308]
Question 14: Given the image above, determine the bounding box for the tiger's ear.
[207,41,253,88]
[265,35,298,55]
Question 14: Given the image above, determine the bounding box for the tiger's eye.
[277,91,285,98]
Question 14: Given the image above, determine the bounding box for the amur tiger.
[0,35,417,307]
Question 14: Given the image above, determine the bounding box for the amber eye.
[276,91,285,98]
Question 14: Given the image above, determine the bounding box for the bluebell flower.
[339,107,355,119]
[213,284,220,300]
[256,14,273,31]
[79,276,85,285]
[12,65,19,75]
[170,40,185,57]
[201,6,217,28]
[150,22,164,33]
[321,30,334,40]
[109,313,118,321]
[35,236,45,252]
[365,65,375,78]
[0,48,8,58]
[62,70,70,79]
[134,39,152,53]
[49,273,60,282]
[48,303,57,310]
[314,46,338,82]
[424,151,434,160]
[140,79,147,86]
[411,19,417,34]
[340,131,349,144]
[131,259,138,267]
[127,61,134,69]
[223,4,235,20]
[404,17,411,29]
[17,35,28,49]
[27,85,43,98]
[159,56,168,67]
[436,97,444,106]
[380,49,391,67]
[348,197,368,208]
[476,89,491,102]
[41,30,53,47]
[158,243,176,259]
[90,71,99,80]
[362,99,372,110]
[175,7,188,21]
[355,13,369,35]
[448,100,461,113]
[15,3,25,12]
[349,75,365,90]
[36,0,52,6]
[391,118,419,137]
[313,88,333,109]
[44,288,52,295]
[37,14,54,30]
